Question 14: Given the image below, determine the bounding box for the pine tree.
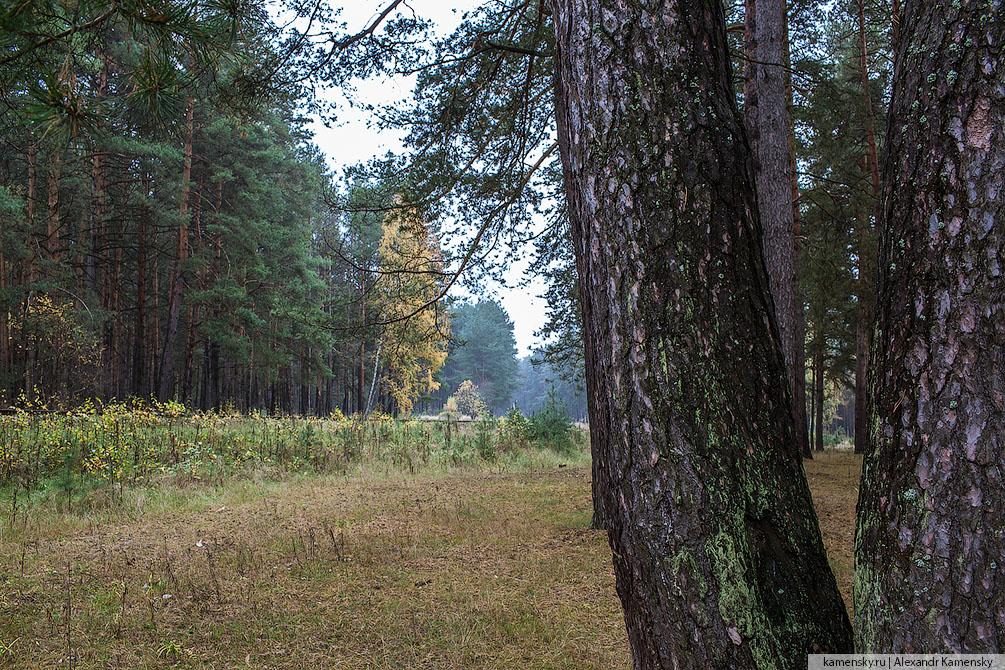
[856,0,1005,651]
[551,0,852,665]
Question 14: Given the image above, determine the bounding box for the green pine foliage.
[441,300,520,413]
[526,390,577,455]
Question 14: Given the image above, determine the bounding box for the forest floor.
[1,449,861,669]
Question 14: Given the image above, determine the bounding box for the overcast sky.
[306,1,549,356]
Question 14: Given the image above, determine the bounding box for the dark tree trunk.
[781,0,810,459]
[158,98,195,400]
[46,152,61,263]
[853,0,881,456]
[808,353,816,441]
[26,141,36,284]
[745,0,810,460]
[853,318,869,454]
[0,248,6,382]
[133,208,148,396]
[550,1,852,666]
[855,0,1005,652]
[358,294,366,414]
[814,346,824,452]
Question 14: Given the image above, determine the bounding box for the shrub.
[474,414,497,460]
[497,406,528,451]
[527,391,576,454]
[453,380,487,418]
[439,396,460,421]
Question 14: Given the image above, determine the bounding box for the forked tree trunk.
[551,1,852,666]
[855,0,1005,652]
[745,0,810,459]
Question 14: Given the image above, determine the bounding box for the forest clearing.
[0,411,860,668]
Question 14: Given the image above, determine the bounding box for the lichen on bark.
[855,0,1005,652]
[551,0,853,667]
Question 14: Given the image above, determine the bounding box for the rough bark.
[855,0,1005,652]
[550,1,852,667]
[745,0,810,459]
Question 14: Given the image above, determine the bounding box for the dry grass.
[804,446,863,615]
[2,463,629,669]
[2,450,862,668]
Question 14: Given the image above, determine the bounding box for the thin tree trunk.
[745,0,808,459]
[133,203,148,396]
[26,142,36,284]
[853,0,881,455]
[46,152,61,263]
[364,333,383,415]
[808,347,816,441]
[358,287,366,413]
[182,171,204,404]
[782,0,810,458]
[551,1,852,666]
[0,248,7,382]
[92,150,114,395]
[855,0,1005,652]
[158,98,195,400]
[114,180,127,397]
[814,345,824,452]
[151,245,160,392]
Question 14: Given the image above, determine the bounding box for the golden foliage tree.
[373,204,449,415]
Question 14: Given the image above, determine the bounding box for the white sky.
[305,1,548,356]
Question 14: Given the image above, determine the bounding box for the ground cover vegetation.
[0,431,858,668]
[0,400,582,523]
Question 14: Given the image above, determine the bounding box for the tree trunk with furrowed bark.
[550,0,852,666]
[855,0,1005,652]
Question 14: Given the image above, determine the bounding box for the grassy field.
[0,417,862,669]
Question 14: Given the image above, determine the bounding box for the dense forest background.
[0,0,885,441]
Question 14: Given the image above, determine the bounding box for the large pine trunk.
[550,1,852,666]
[855,0,1005,652]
